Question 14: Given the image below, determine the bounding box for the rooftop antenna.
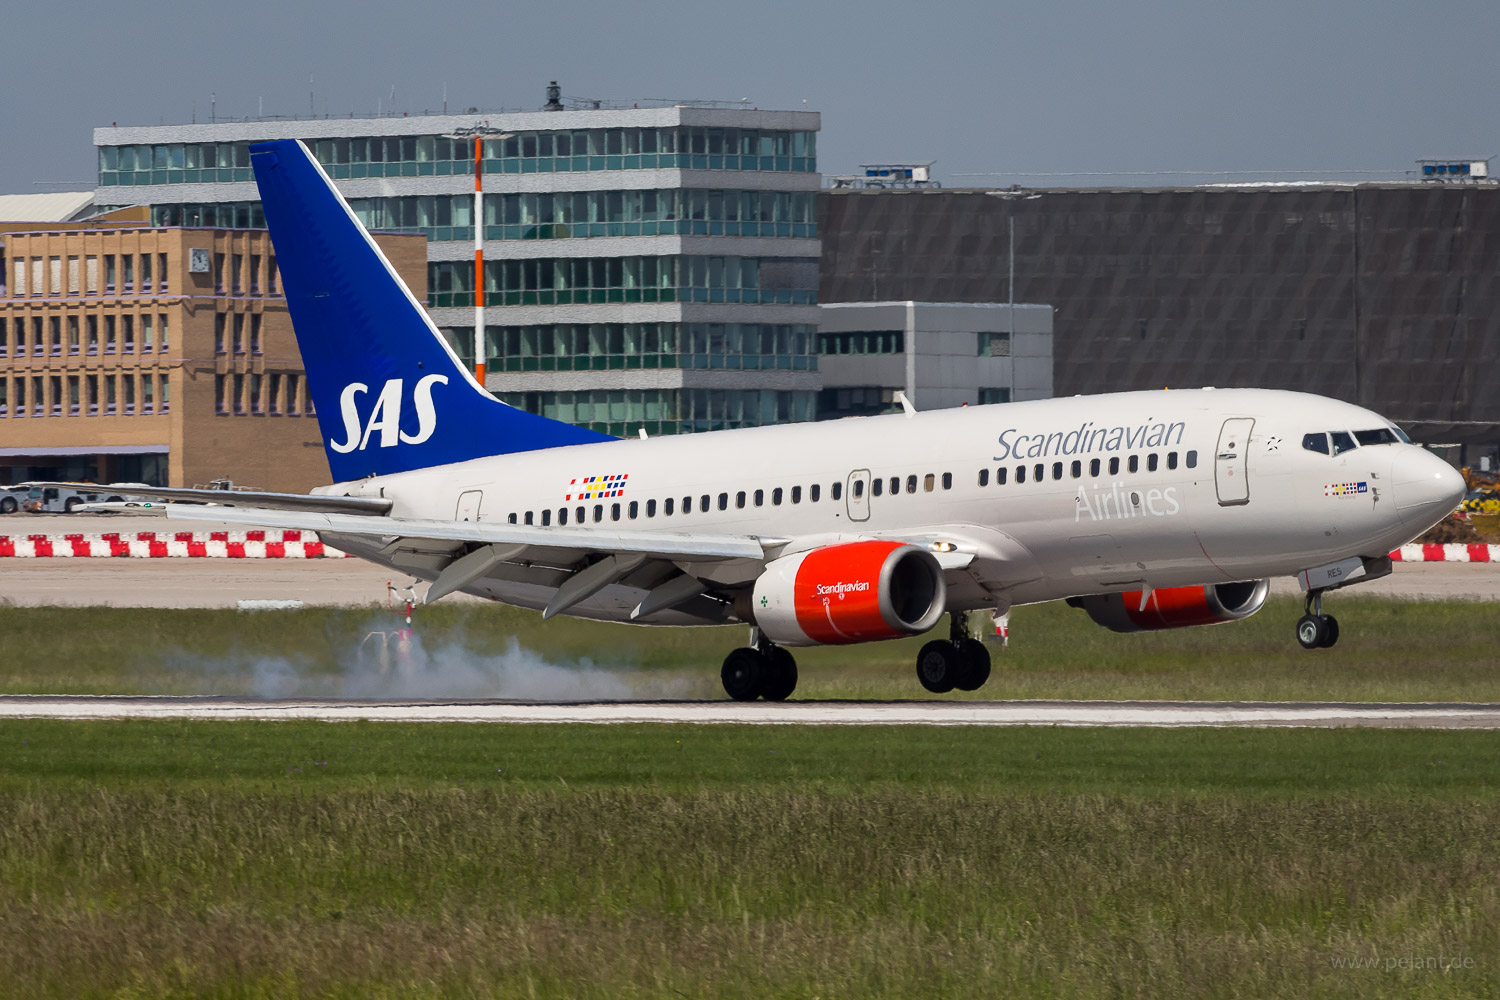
[258,95,263,118]
[210,92,216,122]
[443,81,448,114]
[309,75,314,118]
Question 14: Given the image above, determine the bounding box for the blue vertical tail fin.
[249,139,613,482]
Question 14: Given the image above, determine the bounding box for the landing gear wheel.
[760,647,798,702]
[0,497,15,514]
[954,638,992,691]
[916,640,962,694]
[1319,615,1340,648]
[1296,614,1328,650]
[721,648,767,701]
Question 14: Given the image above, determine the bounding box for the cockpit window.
[1330,431,1358,455]
[1302,432,1330,455]
[1354,428,1399,446]
[1389,423,1412,444]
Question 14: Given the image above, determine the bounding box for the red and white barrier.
[1390,543,1500,563]
[0,529,350,559]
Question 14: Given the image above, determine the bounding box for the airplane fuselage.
[316,387,1458,625]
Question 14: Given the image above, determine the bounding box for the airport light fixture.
[446,126,513,386]
[986,187,1042,402]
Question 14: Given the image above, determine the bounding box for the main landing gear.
[1296,589,1340,650]
[721,630,798,701]
[915,613,992,694]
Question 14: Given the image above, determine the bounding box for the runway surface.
[4,696,1500,727]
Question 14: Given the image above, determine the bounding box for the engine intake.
[1068,580,1270,633]
[751,540,946,646]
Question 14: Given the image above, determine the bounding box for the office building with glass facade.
[94,101,822,435]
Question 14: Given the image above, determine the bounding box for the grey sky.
[2,0,1496,194]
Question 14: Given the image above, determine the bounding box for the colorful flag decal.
[1323,481,1368,497]
[565,473,630,501]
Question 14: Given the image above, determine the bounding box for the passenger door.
[1215,418,1254,506]
[455,490,483,522]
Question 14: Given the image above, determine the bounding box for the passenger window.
[1128,455,1139,473]
[1017,465,1027,484]
[736,491,747,509]
[772,487,783,505]
[1034,463,1044,482]
[1052,462,1063,480]
[923,474,935,492]
[791,485,802,503]
[1167,452,1178,470]
[754,489,764,506]
[832,482,842,501]
[942,472,952,490]
[1330,431,1358,455]
[1302,433,1329,454]
[873,478,884,497]
[996,467,1007,485]
[1186,450,1198,469]
[642,500,651,517]
[1090,458,1101,477]
[1070,460,1081,479]
[508,513,517,524]
[889,476,899,495]
[525,511,534,525]
[542,509,552,526]
[906,475,917,494]
[701,494,710,512]
[1148,454,1159,472]
[663,498,672,515]
[558,508,567,526]
[1109,457,1120,475]
[717,493,728,511]
[978,469,989,487]
[627,501,637,519]
[852,481,864,499]
[576,506,585,523]
[595,504,604,522]
[810,484,820,502]
[611,503,621,521]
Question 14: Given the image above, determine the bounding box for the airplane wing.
[162,503,779,616]
[19,481,392,516]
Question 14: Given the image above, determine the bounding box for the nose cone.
[1392,448,1466,531]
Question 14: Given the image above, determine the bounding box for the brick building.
[0,224,426,491]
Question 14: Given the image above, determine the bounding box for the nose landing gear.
[1296,590,1340,649]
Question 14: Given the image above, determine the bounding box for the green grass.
[0,595,1498,701]
[1,721,1498,998]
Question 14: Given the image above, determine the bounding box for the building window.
[976,332,1011,357]
[122,315,134,353]
[49,317,61,356]
[85,256,98,293]
[49,257,62,295]
[141,314,153,350]
[104,255,115,292]
[121,254,133,293]
[86,375,98,415]
[124,374,135,414]
[67,315,79,354]
[250,373,263,414]
[142,374,154,413]
[214,253,225,292]
[32,376,43,416]
[67,375,80,416]
[232,374,244,414]
[215,314,226,355]
[67,256,80,295]
[31,317,43,356]
[286,374,300,415]
[0,378,7,417]
[232,254,242,294]
[158,313,169,352]
[249,254,261,294]
[268,373,281,414]
[233,314,244,354]
[250,313,262,354]
[158,254,168,292]
[978,388,1011,405]
[105,375,116,415]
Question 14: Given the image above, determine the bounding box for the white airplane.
[52,139,1467,700]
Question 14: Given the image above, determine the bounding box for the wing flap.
[19,482,391,516]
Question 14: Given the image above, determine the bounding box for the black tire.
[0,497,15,514]
[1319,615,1340,648]
[721,647,767,701]
[760,647,798,702]
[1296,614,1327,650]
[916,640,960,694]
[955,638,992,691]
[63,497,80,513]
[106,496,124,503]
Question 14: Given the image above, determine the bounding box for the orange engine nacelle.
[751,540,947,646]
[1068,580,1270,633]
